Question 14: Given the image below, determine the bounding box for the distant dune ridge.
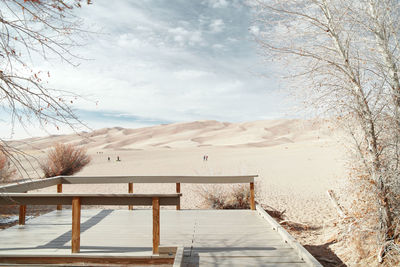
[12,119,334,151]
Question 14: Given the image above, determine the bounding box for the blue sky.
[2,0,292,138]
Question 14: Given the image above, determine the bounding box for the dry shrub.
[335,163,400,266]
[41,143,91,178]
[0,150,16,183]
[200,184,251,209]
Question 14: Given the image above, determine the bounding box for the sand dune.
[11,119,333,152]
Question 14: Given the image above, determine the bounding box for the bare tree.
[254,0,400,264]
[0,0,91,175]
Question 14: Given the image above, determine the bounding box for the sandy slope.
[11,119,347,228]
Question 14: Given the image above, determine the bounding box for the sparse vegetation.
[41,143,91,178]
[200,184,251,209]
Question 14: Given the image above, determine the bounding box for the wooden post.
[18,204,26,225]
[152,197,160,254]
[176,183,181,210]
[57,184,63,210]
[250,182,255,210]
[71,197,81,253]
[128,182,133,210]
[19,191,27,225]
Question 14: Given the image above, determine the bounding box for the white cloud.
[173,70,210,80]
[117,34,146,48]
[168,27,204,46]
[204,0,228,8]
[212,43,225,50]
[209,19,225,33]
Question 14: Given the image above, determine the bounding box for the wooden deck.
[0,209,312,266]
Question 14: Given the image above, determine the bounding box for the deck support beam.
[250,182,255,210]
[19,191,27,225]
[128,183,133,210]
[175,183,180,210]
[18,204,26,225]
[57,184,63,210]
[71,197,81,253]
[152,197,160,254]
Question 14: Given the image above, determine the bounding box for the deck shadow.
[304,241,347,267]
[38,209,113,249]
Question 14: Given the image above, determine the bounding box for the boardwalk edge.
[256,204,323,267]
[172,246,184,267]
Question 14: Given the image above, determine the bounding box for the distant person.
[107,156,110,161]
[117,156,121,161]
[206,155,208,161]
[203,155,206,161]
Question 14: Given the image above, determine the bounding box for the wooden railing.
[0,175,258,254]
[0,175,257,210]
[0,193,180,254]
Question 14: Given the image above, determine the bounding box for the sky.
[2,0,292,139]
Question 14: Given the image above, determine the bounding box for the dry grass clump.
[200,184,251,209]
[0,150,16,183]
[200,184,288,219]
[41,143,91,178]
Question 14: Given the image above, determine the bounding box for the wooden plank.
[0,177,62,193]
[128,183,133,210]
[191,248,299,257]
[152,197,160,255]
[57,184,62,210]
[176,183,180,210]
[71,197,81,253]
[61,175,257,184]
[18,204,26,225]
[0,255,174,265]
[250,182,255,210]
[191,257,305,266]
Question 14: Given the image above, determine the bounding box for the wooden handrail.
[0,177,62,193]
[61,175,257,184]
[0,176,257,192]
[0,175,257,212]
[0,193,181,206]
